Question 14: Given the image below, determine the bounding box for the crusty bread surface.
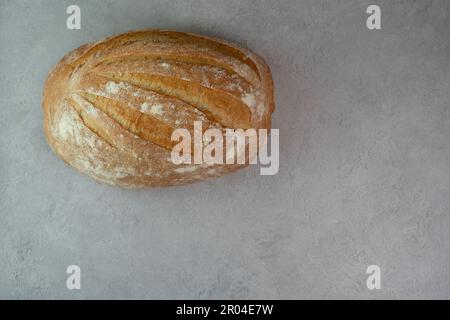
[43,29,274,187]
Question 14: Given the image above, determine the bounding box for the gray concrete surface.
[1,0,450,299]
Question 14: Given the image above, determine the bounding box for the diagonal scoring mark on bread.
[73,30,261,80]
[137,30,262,78]
[66,96,115,148]
[96,72,252,129]
[91,53,259,86]
[83,77,222,132]
[77,92,177,151]
[161,32,262,80]
[91,55,256,97]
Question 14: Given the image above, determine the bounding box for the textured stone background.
[1,0,449,299]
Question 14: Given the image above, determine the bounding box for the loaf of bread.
[42,30,274,187]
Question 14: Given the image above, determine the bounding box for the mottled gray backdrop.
[1,0,449,299]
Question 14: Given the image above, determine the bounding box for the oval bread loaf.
[42,29,274,187]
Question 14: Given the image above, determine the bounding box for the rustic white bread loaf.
[42,29,274,187]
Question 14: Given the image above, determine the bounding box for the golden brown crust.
[42,29,274,187]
